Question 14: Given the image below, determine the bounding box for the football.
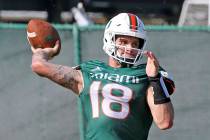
[26,19,61,54]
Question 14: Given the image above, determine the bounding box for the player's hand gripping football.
[31,40,60,60]
[144,51,159,77]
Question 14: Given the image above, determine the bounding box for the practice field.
[0,24,210,140]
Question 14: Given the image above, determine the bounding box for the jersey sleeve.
[76,60,97,96]
[159,67,175,95]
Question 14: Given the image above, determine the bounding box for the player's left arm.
[147,86,174,130]
[144,51,174,130]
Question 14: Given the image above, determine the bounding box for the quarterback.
[31,13,175,140]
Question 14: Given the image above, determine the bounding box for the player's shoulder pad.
[160,70,175,95]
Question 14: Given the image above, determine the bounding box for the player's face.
[115,35,140,59]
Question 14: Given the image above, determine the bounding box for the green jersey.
[78,60,153,140]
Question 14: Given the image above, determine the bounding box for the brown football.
[26,19,61,55]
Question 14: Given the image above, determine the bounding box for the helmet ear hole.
[111,37,114,41]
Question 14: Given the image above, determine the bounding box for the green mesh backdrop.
[0,28,79,140]
[0,24,210,140]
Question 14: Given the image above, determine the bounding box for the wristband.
[149,73,171,104]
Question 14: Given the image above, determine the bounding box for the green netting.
[0,23,210,140]
[0,28,79,140]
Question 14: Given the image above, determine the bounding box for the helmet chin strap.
[120,61,134,68]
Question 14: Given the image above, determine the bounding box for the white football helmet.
[103,13,147,66]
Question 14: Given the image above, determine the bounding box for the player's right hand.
[143,50,159,77]
[31,40,60,60]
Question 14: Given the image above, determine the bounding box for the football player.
[31,13,175,140]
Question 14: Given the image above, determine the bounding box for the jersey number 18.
[90,81,133,119]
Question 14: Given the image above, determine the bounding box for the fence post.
[73,24,81,65]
